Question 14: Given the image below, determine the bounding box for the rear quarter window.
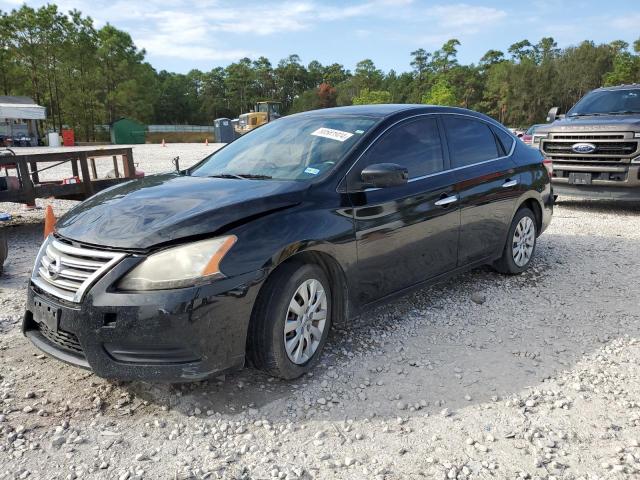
[492,126,515,155]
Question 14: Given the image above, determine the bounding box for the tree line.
[2,4,640,141]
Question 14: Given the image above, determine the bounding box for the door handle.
[502,178,519,188]
[434,194,458,206]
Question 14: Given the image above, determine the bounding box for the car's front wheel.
[247,262,332,379]
[0,232,7,274]
[493,207,537,274]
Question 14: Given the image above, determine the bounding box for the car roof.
[593,84,640,92]
[290,104,497,122]
[290,104,419,118]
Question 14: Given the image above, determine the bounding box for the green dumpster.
[111,118,146,145]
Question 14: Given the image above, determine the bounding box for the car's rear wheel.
[247,262,332,379]
[493,207,537,274]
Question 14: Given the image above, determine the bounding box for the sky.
[2,0,639,74]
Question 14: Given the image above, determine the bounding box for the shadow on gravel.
[0,223,42,292]
[124,230,640,423]
[3,221,640,425]
[556,198,640,214]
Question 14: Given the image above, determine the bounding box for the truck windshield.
[190,115,376,181]
[568,88,640,116]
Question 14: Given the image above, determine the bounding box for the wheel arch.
[253,244,351,330]
[513,193,544,236]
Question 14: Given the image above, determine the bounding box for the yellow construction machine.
[234,101,282,135]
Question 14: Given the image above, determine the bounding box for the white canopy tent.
[0,102,46,120]
[0,96,45,146]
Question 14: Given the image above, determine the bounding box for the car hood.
[537,115,640,133]
[56,173,307,249]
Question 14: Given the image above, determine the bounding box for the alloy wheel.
[512,216,535,267]
[284,278,328,365]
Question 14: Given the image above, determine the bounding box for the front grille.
[104,344,200,364]
[543,142,638,157]
[541,131,639,165]
[38,322,84,356]
[545,155,625,163]
[31,237,126,303]
[552,134,625,140]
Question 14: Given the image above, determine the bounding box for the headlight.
[118,235,237,291]
[635,133,640,138]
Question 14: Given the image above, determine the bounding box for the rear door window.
[443,116,499,168]
[358,117,445,179]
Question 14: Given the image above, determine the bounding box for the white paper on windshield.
[311,127,354,142]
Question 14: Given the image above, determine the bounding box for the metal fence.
[148,125,215,133]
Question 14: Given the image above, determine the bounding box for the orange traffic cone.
[161,138,166,147]
[44,205,56,238]
[205,138,209,146]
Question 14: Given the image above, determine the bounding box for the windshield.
[568,88,640,116]
[190,115,377,181]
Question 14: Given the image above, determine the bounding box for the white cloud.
[0,0,508,65]
[133,9,256,60]
[610,14,640,31]
[80,0,424,61]
[210,2,316,35]
[423,4,507,31]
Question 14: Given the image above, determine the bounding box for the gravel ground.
[1,145,640,479]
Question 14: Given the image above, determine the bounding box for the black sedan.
[23,105,553,381]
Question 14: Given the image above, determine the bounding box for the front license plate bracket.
[32,295,61,332]
[569,172,592,185]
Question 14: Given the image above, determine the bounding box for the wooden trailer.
[0,147,138,205]
[0,148,140,272]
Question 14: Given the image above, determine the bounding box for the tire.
[247,262,332,379]
[493,207,537,275]
[0,233,7,275]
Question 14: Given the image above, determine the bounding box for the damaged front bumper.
[22,259,265,382]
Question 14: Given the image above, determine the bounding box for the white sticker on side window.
[311,127,354,142]
[304,167,320,175]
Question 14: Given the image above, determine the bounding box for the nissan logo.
[572,142,597,154]
[47,255,63,280]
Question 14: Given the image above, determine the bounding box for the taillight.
[543,158,553,176]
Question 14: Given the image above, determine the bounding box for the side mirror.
[517,133,524,138]
[547,106,560,123]
[361,163,408,188]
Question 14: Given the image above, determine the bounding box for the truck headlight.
[635,133,640,138]
[118,235,237,291]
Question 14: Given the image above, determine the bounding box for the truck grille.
[543,142,638,157]
[541,132,639,164]
[31,236,126,303]
[552,134,625,140]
